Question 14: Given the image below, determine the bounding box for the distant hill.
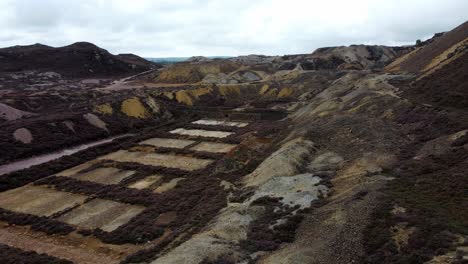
[116,53,162,70]
[147,56,231,65]
[0,42,158,77]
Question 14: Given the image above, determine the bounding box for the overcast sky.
[0,0,466,57]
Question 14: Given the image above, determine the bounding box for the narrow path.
[0,227,120,264]
[0,134,132,176]
[100,69,156,91]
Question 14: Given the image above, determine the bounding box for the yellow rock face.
[218,85,241,96]
[175,90,192,106]
[175,87,213,106]
[278,87,294,98]
[93,103,113,115]
[259,84,270,95]
[157,65,199,83]
[121,97,150,118]
[156,62,239,83]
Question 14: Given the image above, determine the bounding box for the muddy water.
[0,134,132,176]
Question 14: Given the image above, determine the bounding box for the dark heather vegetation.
[0,244,72,264]
[0,208,75,235]
[363,77,468,263]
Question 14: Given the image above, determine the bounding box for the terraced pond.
[0,114,332,264]
[0,118,268,263]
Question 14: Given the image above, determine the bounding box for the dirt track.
[0,224,122,264]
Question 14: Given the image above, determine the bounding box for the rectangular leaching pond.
[139,137,196,149]
[190,142,238,153]
[192,119,249,128]
[99,150,214,171]
[170,128,234,138]
[0,185,87,217]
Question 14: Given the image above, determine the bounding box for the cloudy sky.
[0,0,466,57]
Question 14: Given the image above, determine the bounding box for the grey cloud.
[0,0,466,57]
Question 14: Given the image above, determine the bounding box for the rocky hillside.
[386,20,468,74]
[151,44,411,86]
[0,42,158,77]
[301,45,411,70]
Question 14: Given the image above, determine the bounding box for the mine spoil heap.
[0,20,467,264]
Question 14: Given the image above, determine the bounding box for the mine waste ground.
[0,72,467,264]
[1,22,468,263]
[0,68,467,264]
[0,111,304,264]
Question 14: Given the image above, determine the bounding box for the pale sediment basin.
[170,128,234,138]
[67,167,136,185]
[190,142,238,153]
[0,185,87,217]
[139,137,196,149]
[192,119,249,127]
[99,150,214,171]
[58,198,145,232]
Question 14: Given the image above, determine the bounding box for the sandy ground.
[0,224,121,264]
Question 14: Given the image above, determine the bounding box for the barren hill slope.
[303,45,411,70]
[0,42,157,77]
[406,52,468,108]
[386,21,468,73]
